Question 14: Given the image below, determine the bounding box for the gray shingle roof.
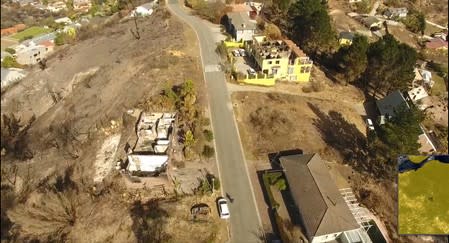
[227,12,256,30]
[339,31,355,40]
[376,90,410,118]
[280,154,360,240]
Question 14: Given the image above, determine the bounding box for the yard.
[230,83,428,241]
[11,26,53,41]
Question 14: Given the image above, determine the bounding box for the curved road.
[165,0,262,242]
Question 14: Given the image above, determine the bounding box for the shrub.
[262,172,280,209]
[4,48,15,54]
[1,56,20,68]
[203,129,214,142]
[264,23,282,40]
[202,145,215,158]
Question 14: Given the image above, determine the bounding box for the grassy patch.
[430,72,447,96]
[11,27,52,41]
[262,171,282,210]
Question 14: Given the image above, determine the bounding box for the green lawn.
[11,26,53,41]
[431,72,447,96]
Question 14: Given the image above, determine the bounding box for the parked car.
[366,118,375,130]
[238,49,246,56]
[217,198,230,219]
[232,50,240,57]
[247,68,256,76]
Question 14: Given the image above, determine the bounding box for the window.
[300,66,306,73]
[288,67,294,74]
[268,61,272,64]
[275,60,280,64]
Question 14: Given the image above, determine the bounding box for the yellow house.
[246,36,313,82]
[339,31,355,46]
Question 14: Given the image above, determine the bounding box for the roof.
[227,12,256,30]
[127,154,168,172]
[284,39,307,57]
[339,31,355,40]
[229,3,252,12]
[407,86,429,102]
[363,16,381,26]
[22,32,56,46]
[376,90,409,117]
[426,38,448,49]
[40,40,54,47]
[280,154,360,240]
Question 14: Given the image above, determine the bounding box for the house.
[383,7,408,19]
[224,12,257,42]
[246,36,313,82]
[339,31,355,45]
[376,91,437,153]
[131,2,156,17]
[279,153,371,243]
[348,0,362,3]
[55,17,73,25]
[1,67,27,89]
[362,16,383,30]
[47,1,67,12]
[431,31,447,41]
[15,44,49,65]
[73,0,91,12]
[425,38,448,50]
[248,2,263,18]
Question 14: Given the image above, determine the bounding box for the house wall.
[259,58,289,78]
[291,57,313,82]
[339,38,353,46]
[236,29,255,42]
[241,74,275,86]
[16,45,49,65]
[312,232,342,243]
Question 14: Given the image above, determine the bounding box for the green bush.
[262,172,280,210]
[54,33,65,46]
[212,177,220,190]
[4,48,15,54]
[203,129,214,142]
[202,145,215,158]
[1,56,21,68]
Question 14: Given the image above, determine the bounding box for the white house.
[55,17,73,25]
[15,44,50,65]
[131,2,156,17]
[348,0,362,3]
[225,12,257,42]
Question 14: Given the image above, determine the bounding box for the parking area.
[230,47,258,76]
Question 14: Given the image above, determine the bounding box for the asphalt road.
[166,1,262,242]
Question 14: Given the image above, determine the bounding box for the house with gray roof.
[376,91,437,153]
[223,12,257,42]
[279,153,370,243]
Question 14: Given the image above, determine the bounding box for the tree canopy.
[336,35,369,84]
[363,34,417,96]
[403,10,426,34]
[287,0,336,53]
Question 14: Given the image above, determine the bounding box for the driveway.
[166,1,263,242]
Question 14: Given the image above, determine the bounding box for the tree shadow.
[130,199,171,243]
[307,102,371,175]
